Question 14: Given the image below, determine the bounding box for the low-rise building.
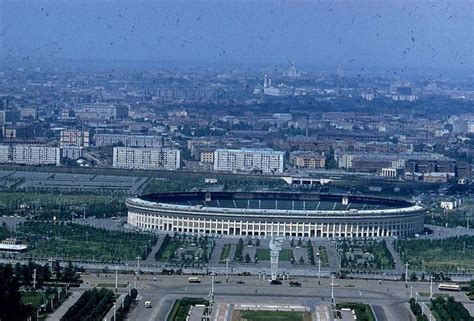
[291,151,326,169]
[200,150,214,164]
[60,129,90,148]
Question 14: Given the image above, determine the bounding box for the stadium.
[126,192,426,238]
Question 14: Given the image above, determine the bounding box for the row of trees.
[111,288,138,321]
[0,264,34,321]
[6,261,78,289]
[306,240,315,265]
[60,288,114,321]
[409,298,429,321]
[430,296,472,321]
[234,238,244,262]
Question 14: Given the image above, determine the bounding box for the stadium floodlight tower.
[269,237,283,281]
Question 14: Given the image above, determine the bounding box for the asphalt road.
[77,273,459,321]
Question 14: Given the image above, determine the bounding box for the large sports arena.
[126,192,425,238]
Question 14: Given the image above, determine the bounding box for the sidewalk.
[103,294,126,321]
[46,290,84,321]
[385,237,403,272]
[144,236,164,263]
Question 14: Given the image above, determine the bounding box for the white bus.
[188,277,201,283]
[438,283,460,291]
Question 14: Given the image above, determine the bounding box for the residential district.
[0,62,473,321]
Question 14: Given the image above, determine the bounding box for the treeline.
[2,261,78,288]
[399,235,474,271]
[111,288,138,321]
[306,240,315,265]
[20,221,156,261]
[234,238,244,262]
[409,298,429,321]
[61,288,114,321]
[430,296,472,321]
[0,264,34,321]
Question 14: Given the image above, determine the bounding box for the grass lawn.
[279,249,293,261]
[167,298,209,321]
[219,244,231,262]
[256,248,270,261]
[237,310,311,321]
[255,249,293,261]
[157,241,180,261]
[21,291,50,308]
[96,283,128,288]
[418,292,449,298]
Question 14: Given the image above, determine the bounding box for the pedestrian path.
[46,290,83,321]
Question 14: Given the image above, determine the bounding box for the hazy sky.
[1,0,473,70]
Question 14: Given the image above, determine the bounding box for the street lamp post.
[225,257,229,283]
[331,274,335,304]
[115,267,118,293]
[318,258,321,280]
[405,262,409,286]
[33,269,37,289]
[430,276,434,299]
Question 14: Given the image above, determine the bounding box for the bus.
[438,283,460,291]
[188,277,201,283]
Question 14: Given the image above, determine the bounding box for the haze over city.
[1,0,473,72]
[0,1,473,321]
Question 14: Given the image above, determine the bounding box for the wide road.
[79,273,457,321]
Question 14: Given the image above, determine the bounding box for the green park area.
[219,243,231,262]
[15,222,155,262]
[399,235,474,272]
[339,239,394,271]
[236,310,312,321]
[317,246,330,267]
[335,303,375,321]
[0,191,126,219]
[255,249,293,261]
[155,233,214,266]
[167,298,209,321]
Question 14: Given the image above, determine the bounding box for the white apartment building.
[0,145,9,163]
[95,134,163,148]
[113,147,180,170]
[60,129,90,148]
[61,146,84,160]
[213,148,284,173]
[0,145,60,166]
